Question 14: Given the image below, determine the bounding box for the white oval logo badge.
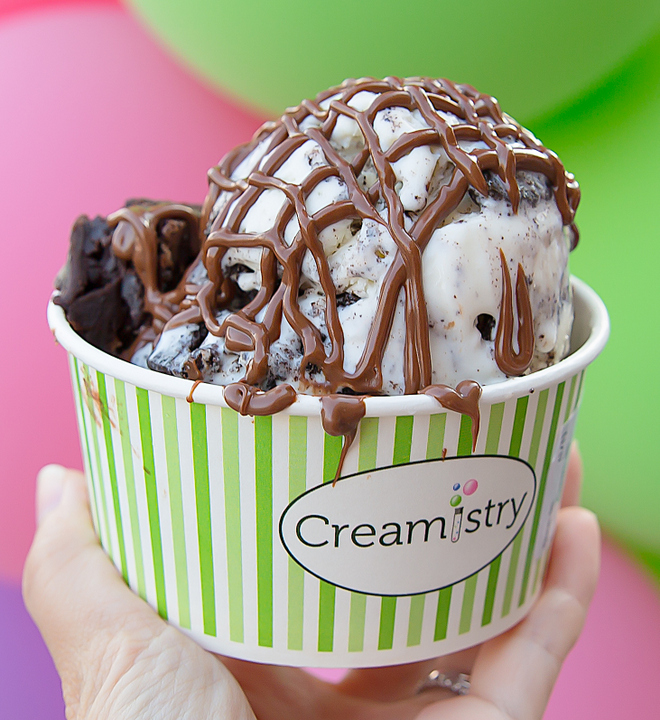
[279,455,536,596]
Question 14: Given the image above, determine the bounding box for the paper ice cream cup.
[48,276,608,667]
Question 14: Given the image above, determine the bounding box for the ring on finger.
[417,670,471,695]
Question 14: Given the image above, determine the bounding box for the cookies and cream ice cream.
[55,76,580,436]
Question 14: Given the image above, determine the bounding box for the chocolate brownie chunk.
[54,215,133,354]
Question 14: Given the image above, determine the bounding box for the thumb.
[22,466,166,698]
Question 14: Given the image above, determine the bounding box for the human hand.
[23,444,599,720]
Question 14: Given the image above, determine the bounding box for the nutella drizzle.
[224,382,298,416]
[319,395,367,484]
[186,378,204,404]
[421,381,483,452]
[495,248,535,376]
[100,78,580,478]
[107,202,201,356]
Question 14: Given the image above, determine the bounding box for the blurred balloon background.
[0,1,658,718]
[126,0,660,123]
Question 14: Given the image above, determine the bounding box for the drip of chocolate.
[186,378,204,404]
[421,381,483,452]
[224,382,297,416]
[494,248,535,376]
[319,395,367,484]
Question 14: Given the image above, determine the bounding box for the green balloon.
[631,546,660,587]
[533,31,660,559]
[127,0,660,122]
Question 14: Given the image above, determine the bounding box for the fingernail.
[37,465,67,524]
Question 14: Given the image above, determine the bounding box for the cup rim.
[48,275,609,417]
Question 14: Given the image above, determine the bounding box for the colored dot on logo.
[464,479,478,496]
[453,483,460,491]
[450,494,462,507]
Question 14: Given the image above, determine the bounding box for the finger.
[23,466,167,691]
[466,506,600,720]
[561,441,583,507]
[24,466,258,720]
[336,646,478,701]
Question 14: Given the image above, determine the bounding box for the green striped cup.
[48,277,608,667]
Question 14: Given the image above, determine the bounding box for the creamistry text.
[295,492,528,548]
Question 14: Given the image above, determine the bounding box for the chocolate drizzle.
[224,382,297,416]
[107,201,201,355]
[421,381,483,452]
[319,395,367,484]
[186,378,203,404]
[494,248,535,376]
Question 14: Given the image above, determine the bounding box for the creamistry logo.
[448,478,479,544]
[279,455,536,596]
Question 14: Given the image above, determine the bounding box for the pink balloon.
[0,4,265,582]
[464,478,478,496]
[0,0,118,19]
[545,542,660,718]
